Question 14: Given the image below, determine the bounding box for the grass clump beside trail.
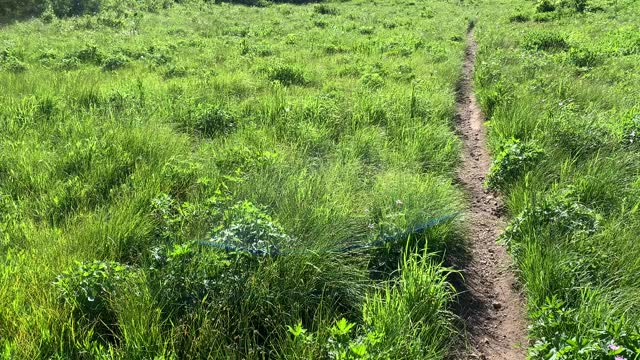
[0,0,471,358]
[475,0,640,358]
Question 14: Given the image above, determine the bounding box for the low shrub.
[102,54,129,71]
[501,190,601,247]
[208,201,293,256]
[486,138,544,190]
[529,297,639,360]
[359,73,385,90]
[509,12,530,22]
[66,44,103,65]
[535,0,556,13]
[54,260,133,339]
[313,4,338,15]
[0,50,28,73]
[267,65,306,86]
[523,31,569,52]
[568,47,600,68]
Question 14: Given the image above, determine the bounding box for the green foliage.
[476,0,640,358]
[208,201,293,256]
[314,4,338,15]
[53,261,132,330]
[523,31,569,51]
[568,47,600,68]
[536,0,556,12]
[267,64,306,86]
[621,111,640,147]
[501,190,601,249]
[529,297,640,359]
[148,241,232,317]
[0,50,27,73]
[101,54,129,71]
[486,138,544,190]
[359,73,385,90]
[0,0,470,358]
[509,12,530,22]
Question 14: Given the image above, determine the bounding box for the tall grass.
[0,0,470,358]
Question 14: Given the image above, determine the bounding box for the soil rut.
[454,25,527,360]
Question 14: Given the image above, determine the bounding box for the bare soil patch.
[453,24,527,360]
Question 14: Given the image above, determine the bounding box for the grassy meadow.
[0,1,472,358]
[2,0,640,359]
[474,0,640,358]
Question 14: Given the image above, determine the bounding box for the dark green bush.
[192,105,236,137]
[50,0,102,17]
[267,65,306,86]
[529,297,639,360]
[0,49,27,73]
[313,4,337,15]
[102,54,129,71]
[486,138,544,190]
[148,241,233,317]
[535,0,556,12]
[67,44,103,65]
[509,12,530,22]
[568,47,600,67]
[523,31,569,51]
[54,261,133,333]
[501,190,600,246]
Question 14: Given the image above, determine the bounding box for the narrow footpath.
[454,24,527,360]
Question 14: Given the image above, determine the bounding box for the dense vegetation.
[0,1,470,358]
[2,0,639,358]
[476,0,640,358]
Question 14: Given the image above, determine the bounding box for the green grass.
[5,0,640,358]
[474,0,640,358]
[0,1,471,358]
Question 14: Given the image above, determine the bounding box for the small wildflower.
[609,344,620,351]
[368,223,375,229]
[395,199,403,206]
[614,356,626,360]
[364,208,369,214]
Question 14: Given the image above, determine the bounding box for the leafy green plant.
[621,112,640,147]
[536,0,556,13]
[359,73,385,90]
[207,201,293,256]
[509,12,530,22]
[523,31,569,51]
[529,297,639,360]
[54,260,133,339]
[192,104,236,137]
[501,190,601,247]
[148,241,232,317]
[267,64,306,86]
[314,4,338,15]
[486,138,544,190]
[0,50,27,73]
[568,47,600,68]
[101,54,129,71]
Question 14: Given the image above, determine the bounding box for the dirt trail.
[453,25,527,360]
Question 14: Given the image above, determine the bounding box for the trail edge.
[453,22,528,360]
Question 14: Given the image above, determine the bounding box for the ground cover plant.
[0,0,471,358]
[474,0,640,358]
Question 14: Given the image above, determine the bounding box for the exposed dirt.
[453,25,528,360]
